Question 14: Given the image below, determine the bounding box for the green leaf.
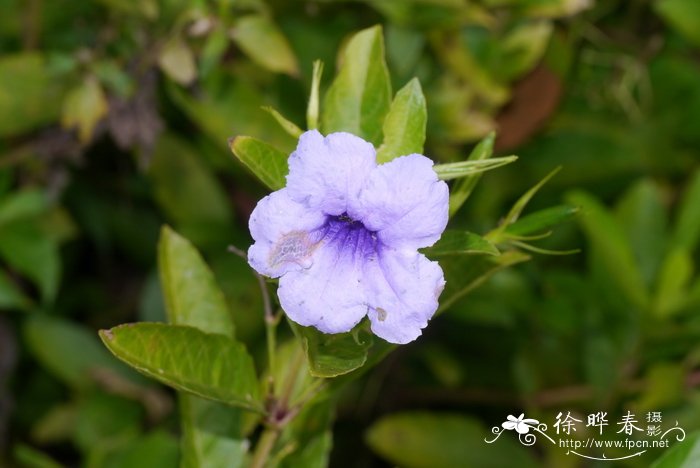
[672,169,700,252]
[497,21,552,81]
[24,315,135,390]
[61,76,108,143]
[0,221,60,303]
[448,132,495,216]
[199,27,229,78]
[0,189,47,225]
[229,136,288,190]
[232,14,299,76]
[179,397,246,468]
[0,270,30,311]
[13,444,63,468]
[566,191,649,310]
[281,431,332,468]
[438,250,531,313]
[500,167,560,229]
[96,0,158,19]
[505,205,579,237]
[158,37,197,86]
[158,227,247,468]
[262,106,303,139]
[100,323,262,411]
[168,78,295,152]
[422,231,499,257]
[366,412,539,468]
[322,25,392,145]
[0,53,64,137]
[376,78,427,163]
[655,0,700,47]
[616,180,667,286]
[74,392,143,452]
[291,322,373,378]
[651,431,700,468]
[158,226,233,336]
[433,156,518,181]
[149,134,233,238]
[654,248,693,317]
[88,430,180,468]
[306,60,324,130]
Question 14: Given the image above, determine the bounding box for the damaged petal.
[269,231,319,269]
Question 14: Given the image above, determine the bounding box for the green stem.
[250,428,279,468]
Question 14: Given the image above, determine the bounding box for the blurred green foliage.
[2,0,700,467]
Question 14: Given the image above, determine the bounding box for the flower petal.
[363,247,444,344]
[516,423,530,434]
[286,130,377,216]
[247,188,327,278]
[502,422,517,430]
[358,154,449,250]
[277,238,369,334]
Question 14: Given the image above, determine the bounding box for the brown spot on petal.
[377,307,387,322]
[269,231,319,268]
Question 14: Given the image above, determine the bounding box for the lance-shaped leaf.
[291,322,373,378]
[230,136,289,191]
[262,106,303,139]
[449,132,496,216]
[672,169,700,252]
[505,205,579,237]
[306,60,324,130]
[24,315,142,390]
[158,227,248,467]
[654,247,694,318]
[366,412,539,468]
[322,25,392,145]
[488,167,560,244]
[651,430,700,468]
[158,226,233,335]
[232,14,299,76]
[422,231,499,257]
[100,323,262,412]
[434,156,517,181]
[376,78,427,163]
[567,190,649,310]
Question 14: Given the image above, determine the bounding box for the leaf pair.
[101,227,260,466]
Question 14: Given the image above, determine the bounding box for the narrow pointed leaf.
[376,78,427,163]
[423,231,499,257]
[501,167,560,227]
[232,15,299,76]
[566,191,649,310]
[366,412,539,468]
[0,221,60,303]
[24,315,140,390]
[651,430,700,468]
[449,132,496,216]
[672,169,700,252]
[158,227,247,467]
[229,136,288,191]
[433,156,517,181]
[307,60,324,130]
[654,248,693,317]
[158,226,233,335]
[322,25,392,145]
[100,323,262,411]
[262,106,303,139]
[505,205,579,237]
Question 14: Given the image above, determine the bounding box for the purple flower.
[247,130,448,344]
